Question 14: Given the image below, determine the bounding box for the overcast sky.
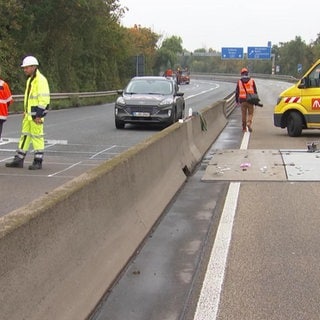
[119,0,319,52]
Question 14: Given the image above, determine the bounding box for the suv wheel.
[115,119,125,129]
[170,108,177,125]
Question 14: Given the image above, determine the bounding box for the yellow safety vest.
[24,69,50,120]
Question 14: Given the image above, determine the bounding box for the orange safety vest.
[0,79,13,120]
[238,78,255,100]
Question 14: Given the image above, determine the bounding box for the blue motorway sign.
[247,46,271,60]
[221,47,244,59]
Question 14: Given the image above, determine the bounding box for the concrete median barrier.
[0,100,227,320]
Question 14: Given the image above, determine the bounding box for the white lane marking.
[193,182,240,320]
[0,137,68,145]
[0,156,18,162]
[185,84,220,100]
[240,131,250,149]
[48,161,83,177]
[194,131,250,319]
[89,145,117,159]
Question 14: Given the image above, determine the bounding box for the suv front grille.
[125,105,159,115]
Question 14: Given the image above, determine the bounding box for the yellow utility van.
[274,59,320,136]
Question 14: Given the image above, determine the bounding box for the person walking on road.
[5,56,50,170]
[235,67,258,132]
[0,67,14,139]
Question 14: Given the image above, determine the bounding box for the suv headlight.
[116,96,126,106]
[159,97,174,106]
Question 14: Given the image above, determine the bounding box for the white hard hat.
[21,56,39,67]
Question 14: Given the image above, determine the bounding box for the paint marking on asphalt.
[89,145,117,159]
[0,137,68,145]
[193,182,240,320]
[240,131,250,149]
[48,161,83,177]
[193,132,250,320]
[185,84,220,100]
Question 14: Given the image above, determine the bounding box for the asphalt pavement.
[2,79,320,319]
[90,102,320,320]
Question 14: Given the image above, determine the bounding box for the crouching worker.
[6,55,50,170]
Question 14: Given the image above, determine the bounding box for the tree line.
[1,0,319,95]
[182,36,320,78]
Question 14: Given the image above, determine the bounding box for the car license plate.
[133,112,150,117]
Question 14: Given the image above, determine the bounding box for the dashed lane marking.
[48,161,83,177]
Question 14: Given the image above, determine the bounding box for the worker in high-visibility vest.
[6,56,50,170]
[0,68,13,139]
[235,67,258,132]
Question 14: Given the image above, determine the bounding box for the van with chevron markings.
[273,59,320,137]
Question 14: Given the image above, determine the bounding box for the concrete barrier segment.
[0,100,227,320]
[190,100,228,156]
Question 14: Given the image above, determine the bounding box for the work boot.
[5,156,24,168]
[28,159,42,170]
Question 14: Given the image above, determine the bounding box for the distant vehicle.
[273,58,320,137]
[114,76,185,129]
[180,70,190,84]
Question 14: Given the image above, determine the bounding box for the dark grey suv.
[114,76,185,129]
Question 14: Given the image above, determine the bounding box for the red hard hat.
[241,67,248,74]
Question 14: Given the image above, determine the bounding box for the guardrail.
[224,92,236,117]
[192,72,297,83]
[12,90,118,102]
[11,72,297,103]
[191,72,296,117]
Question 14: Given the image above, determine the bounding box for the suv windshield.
[126,79,173,95]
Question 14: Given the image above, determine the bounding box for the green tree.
[154,36,183,74]
[2,0,128,92]
[1,0,319,95]
[310,33,320,61]
[0,0,24,92]
[125,25,160,77]
[161,36,183,54]
[276,37,311,76]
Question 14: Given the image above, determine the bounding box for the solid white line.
[194,131,250,319]
[240,131,250,149]
[193,182,240,320]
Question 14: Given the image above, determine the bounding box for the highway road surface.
[0,79,234,217]
[90,79,320,320]
[3,78,319,320]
